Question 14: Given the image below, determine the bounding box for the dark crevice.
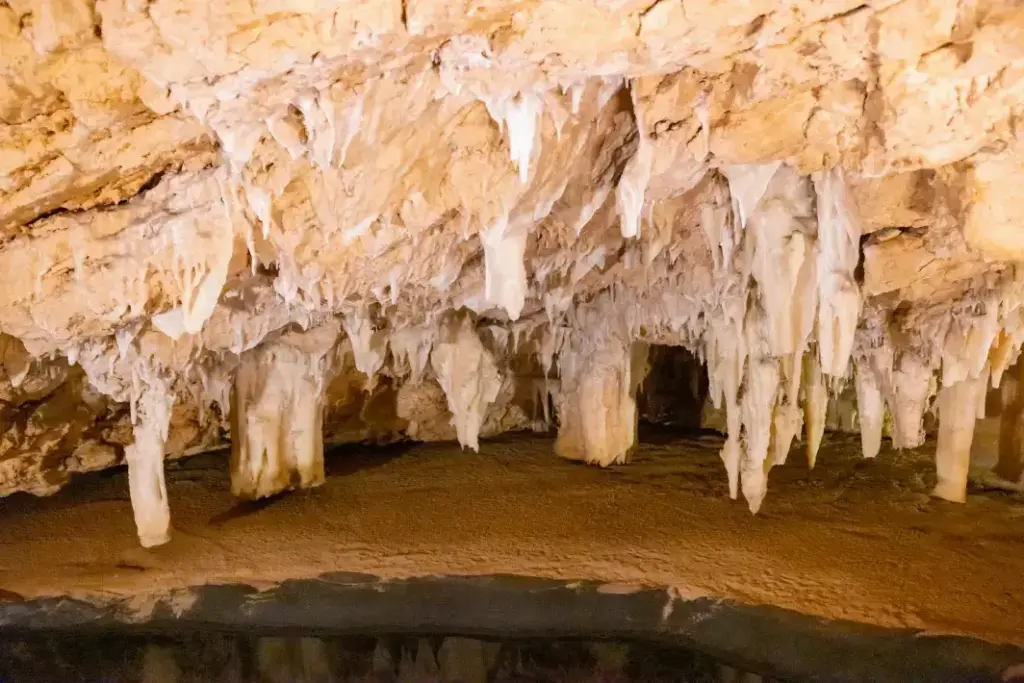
[16,168,172,235]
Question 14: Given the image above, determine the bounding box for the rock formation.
[4,0,1024,543]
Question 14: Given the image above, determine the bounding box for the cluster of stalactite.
[62,157,1022,548]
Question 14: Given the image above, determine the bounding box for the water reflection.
[0,632,772,682]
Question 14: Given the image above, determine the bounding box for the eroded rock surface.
[4,0,1024,543]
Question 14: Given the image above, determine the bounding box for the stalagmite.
[430,317,503,452]
[556,334,649,467]
[126,370,174,548]
[230,323,340,499]
[933,377,986,503]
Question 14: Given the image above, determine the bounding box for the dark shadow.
[208,491,291,527]
[638,421,721,445]
[0,462,132,520]
[323,440,417,477]
[207,442,417,526]
[639,345,708,432]
[996,360,1024,484]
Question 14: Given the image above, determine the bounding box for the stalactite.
[854,357,884,460]
[230,323,340,499]
[504,92,543,184]
[722,163,781,229]
[126,368,174,548]
[853,341,893,460]
[390,326,434,384]
[707,310,746,498]
[889,353,932,449]
[813,169,861,378]
[342,311,386,390]
[802,350,827,468]
[482,216,528,321]
[430,316,503,452]
[745,167,816,468]
[616,86,652,239]
[740,306,780,513]
[771,401,802,466]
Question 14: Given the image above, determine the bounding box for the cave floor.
[0,430,1023,647]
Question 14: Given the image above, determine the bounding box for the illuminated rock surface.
[4,0,1024,557]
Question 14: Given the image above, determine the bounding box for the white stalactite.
[230,323,340,499]
[126,369,174,548]
[990,329,1023,388]
[744,168,816,468]
[722,163,781,229]
[616,137,652,239]
[854,357,884,460]
[802,350,827,468]
[747,168,817,361]
[482,217,528,321]
[814,169,862,378]
[505,92,542,184]
[772,402,802,466]
[152,174,236,340]
[430,317,503,451]
[853,342,893,459]
[889,353,932,449]
[942,306,1000,388]
[616,86,653,239]
[933,376,985,503]
[741,353,779,513]
[707,310,747,498]
[741,307,780,513]
[342,311,387,390]
[484,90,543,184]
[390,326,435,384]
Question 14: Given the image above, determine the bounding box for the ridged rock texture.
[4,0,1024,544]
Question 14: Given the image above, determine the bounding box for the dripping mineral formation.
[4,0,1024,545]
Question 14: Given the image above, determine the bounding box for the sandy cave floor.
[0,430,1023,647]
